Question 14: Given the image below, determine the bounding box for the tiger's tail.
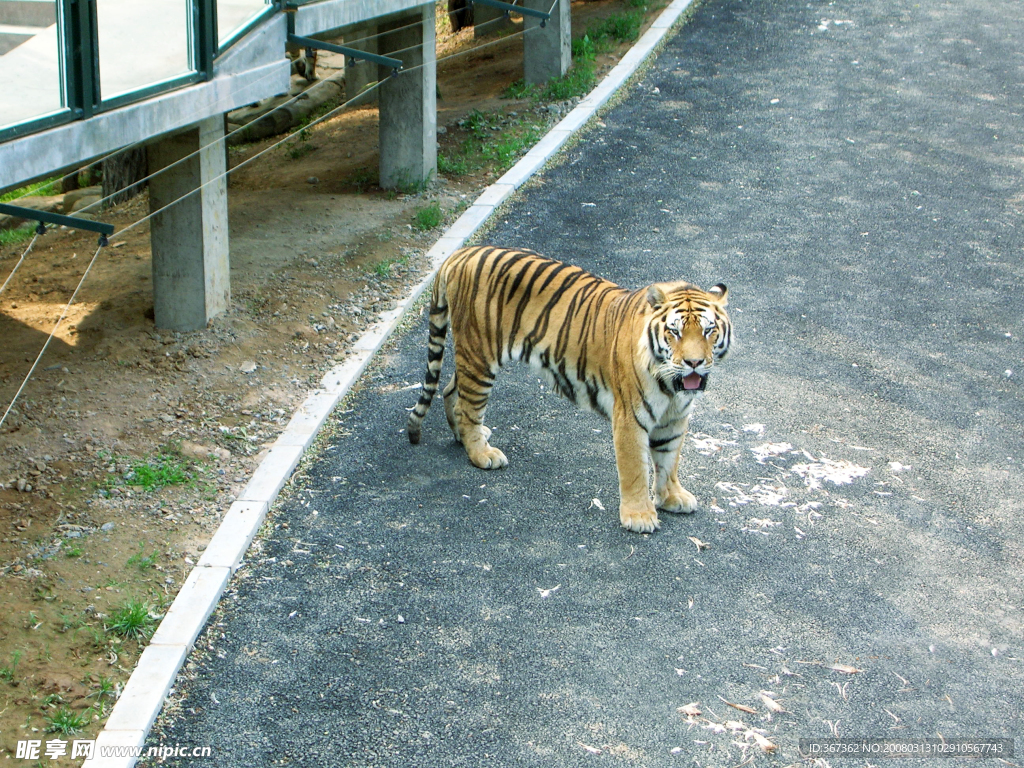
[406,271,450,444]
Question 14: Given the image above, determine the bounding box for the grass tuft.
[413,201,443,231]
[105,598,156,641]
[0,225,37,247]
[0,650,22,683]
[45,707,89,735]
[116,453,193,492]
[126,544,159,571]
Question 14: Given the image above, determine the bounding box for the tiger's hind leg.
[649,416,698,514]
[442,373,491,444]
[450,354,506,469]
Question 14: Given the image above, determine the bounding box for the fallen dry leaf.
[748,730,778,753]
[677,702,702,717]
[829,663,863,674]
[688,536,709,551]
[760,693,785,712]
[578,742,602,755]
[718,695,758,714]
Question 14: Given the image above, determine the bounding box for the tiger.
[406,245,732,533]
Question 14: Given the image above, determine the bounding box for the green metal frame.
[288,34,403,72]
[219,2,275,53]
[0,203,114,237]
[0,0,268,144]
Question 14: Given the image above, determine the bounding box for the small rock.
[307,176,319,185]
[100,522,115,532]
[240,361,258,374]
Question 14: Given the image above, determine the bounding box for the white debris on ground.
[691,424,884,539]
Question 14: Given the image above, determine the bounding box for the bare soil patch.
[0,0,665,755]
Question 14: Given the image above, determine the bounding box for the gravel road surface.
[144,0,1023,764]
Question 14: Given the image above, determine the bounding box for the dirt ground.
[0,0,664,756]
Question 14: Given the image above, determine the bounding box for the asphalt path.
[145,0,1024,764]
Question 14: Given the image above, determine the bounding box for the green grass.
[501,79,537,100]
[115,453,194,492]
[287,141,317,160]
[0,650,22,683]
[126,544,159,571]
[64,545,83,558]
[580,8,645,54]
[373,252,411,278]
[0,225,37,247]
[439,109,549,179]
[0,177,60,203]
[86,676,116,702]
[540,61,597,102]
[58,614,82,634]
[413,201,443,231]
[346,167,377,192]
[105,599,156,641]
[437,153,470,176]
[44,707,89,735]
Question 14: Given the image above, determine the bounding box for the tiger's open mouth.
[673,373,707,392]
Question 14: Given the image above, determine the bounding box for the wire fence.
[0,0,560,428]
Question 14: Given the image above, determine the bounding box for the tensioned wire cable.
[0,229,42,298]
[0,237,104,430]
[1,0,559,422]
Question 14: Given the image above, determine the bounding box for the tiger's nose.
[684,359,704,370]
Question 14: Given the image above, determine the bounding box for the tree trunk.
[101,147,148,208]
[61,170,81,194]
[448,0,473,31]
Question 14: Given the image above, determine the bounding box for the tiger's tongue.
[682,373,703,390]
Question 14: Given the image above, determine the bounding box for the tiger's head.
[643,282,731,394]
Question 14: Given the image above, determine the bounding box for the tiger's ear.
[708,283,728,306]
[646,284,669,310]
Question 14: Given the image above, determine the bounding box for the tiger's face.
[645,282,731,393]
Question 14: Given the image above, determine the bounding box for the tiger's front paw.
[619,503,661,533]
[656,486,698,515]
[468,445,508,470]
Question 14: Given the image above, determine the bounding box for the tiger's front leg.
[612,406,660,533]
[650,415,698,515]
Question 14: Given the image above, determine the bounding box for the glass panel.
[217,0,268,49]
[95,0,193,102]
[0,0,66,132]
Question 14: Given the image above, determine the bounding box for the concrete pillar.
[474,3,512,38]
[524,0,570,86]
[344,23,379,105]
[147,116,229,331]
[378,5,436,190]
